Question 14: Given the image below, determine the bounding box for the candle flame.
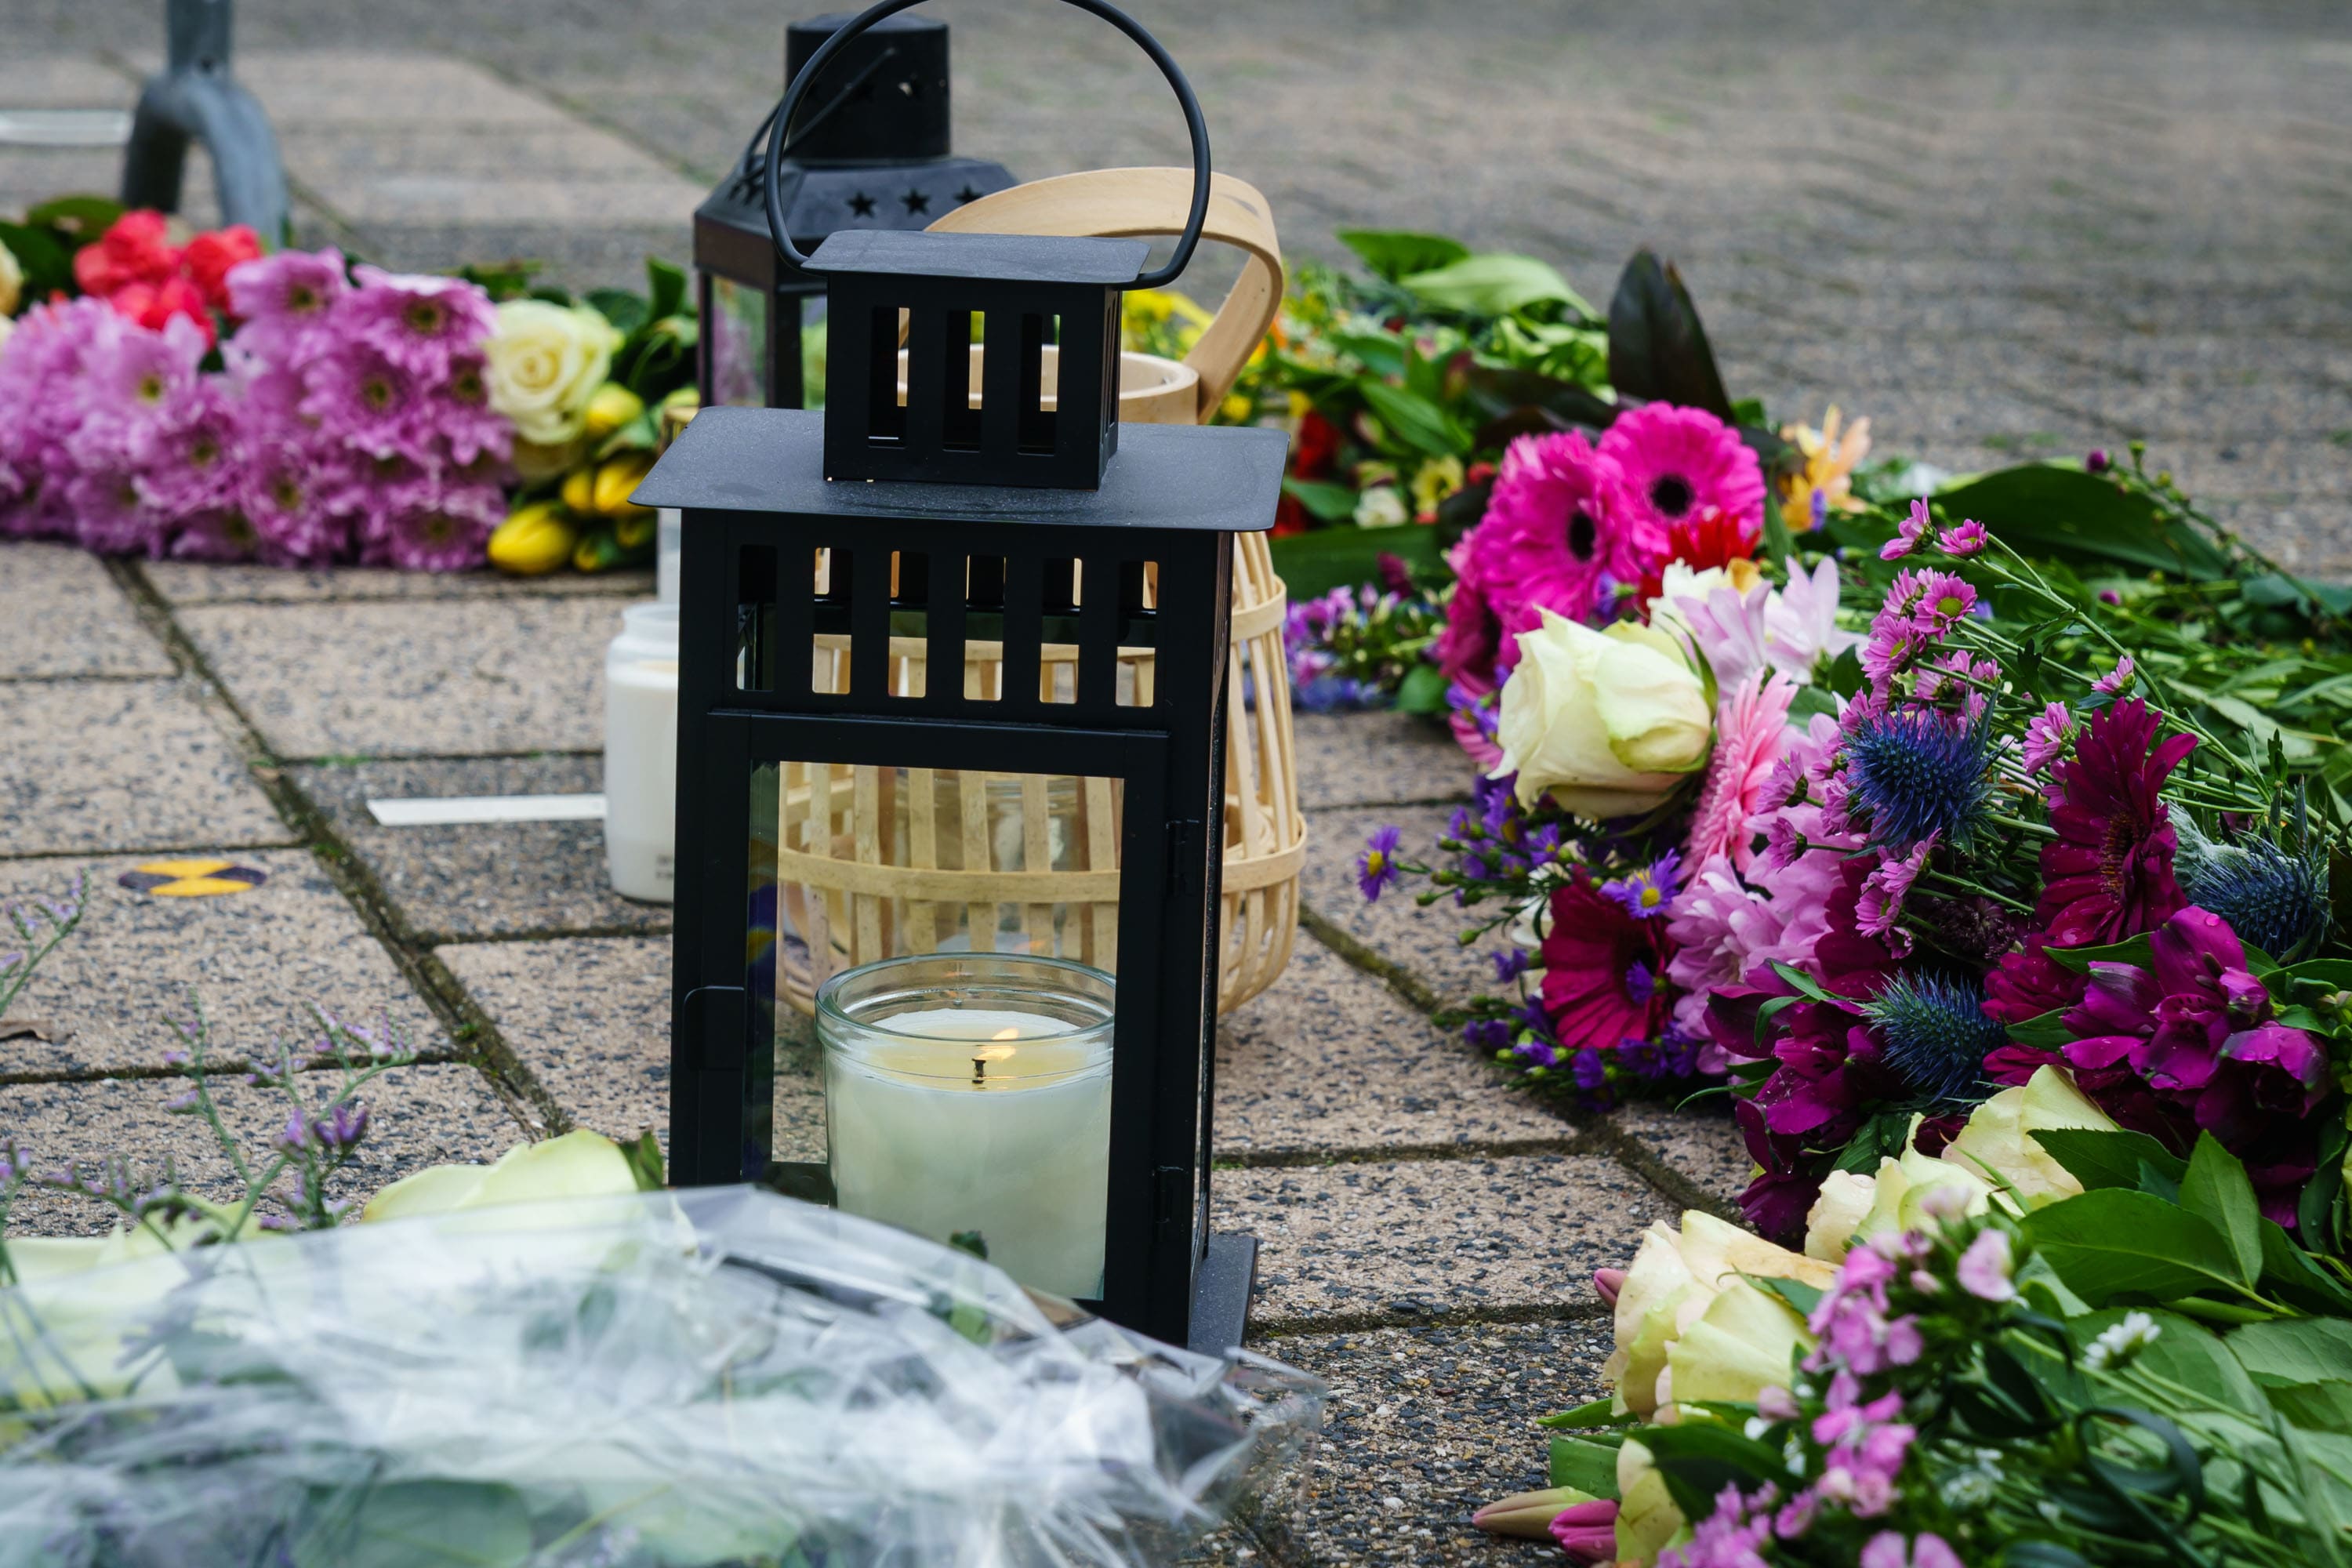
[990,1026,1021,1040]
[971,1043,1018,1063]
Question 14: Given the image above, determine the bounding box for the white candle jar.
[604,602,681,902]
[816,953,1112,1300]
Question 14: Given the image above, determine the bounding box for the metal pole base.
[121,0,291,239]
[1188,1232,1257,1355]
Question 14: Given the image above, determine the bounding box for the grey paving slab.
[0,543,174,680]
[1214,1152,1659,1326]
[143,561,655,607]
[0,679,296,856]
[1231,1319,1614,1568]
[178,597,620,760]
[0,848,446,1078]
[437,935,670,1147]
[0,1062,523,1236]
[1215,936,1565,1158]
[293,755,666,942]
[1291,713,1474,811]
[1606,1100,1754,1210]
[1298,804,1511,1007]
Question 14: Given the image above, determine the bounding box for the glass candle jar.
[604,602,681,902]
[816,953,1112,1300]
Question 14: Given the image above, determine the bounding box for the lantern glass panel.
[710,274,770,409]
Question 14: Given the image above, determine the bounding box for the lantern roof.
[633,407,1284,532]
[803,230,1150,285]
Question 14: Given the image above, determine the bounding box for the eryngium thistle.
[2179,818,2330,962]
[1864,972,2003,1103]
[1843,710,1995,852]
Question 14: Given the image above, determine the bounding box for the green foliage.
[1604,249,1733,421]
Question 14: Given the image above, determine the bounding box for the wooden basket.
[769,169,1303,1017]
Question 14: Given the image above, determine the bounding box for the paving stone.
[0,1062,523,1236]
[0,543,174,679]
[1215,936,1564,1158]
[0,679,296,856]
[294,754,668,942]
[1215,1152,1659,1326]
[437,935,671,1148]
[178,597,621,760]
[1606,1099,1755,1211]
[1292,712,1474,811]
[1221,1319,1614,1567]
[1298,804,1512,1007]
[0,848,445,1077]
[143,561,655,607]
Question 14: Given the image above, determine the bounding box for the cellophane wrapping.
[0,1186,1322,1566]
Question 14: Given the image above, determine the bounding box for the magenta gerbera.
[1597,402,1766,544]
[1541,875,1672,1056]
[2034,697,2194,947]
[1457,430,1650,641]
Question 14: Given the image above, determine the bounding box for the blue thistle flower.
[2180,818,2331,961]
[1863,973,2002,1103]
[1843,710,1995,851]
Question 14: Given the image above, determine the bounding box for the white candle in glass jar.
[823,1005,1111,1300]
[604,603,679,903]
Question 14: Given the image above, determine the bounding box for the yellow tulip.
[486,500,580,577]
[561,464,597,517]
[583,382,645,441]
[593,453,656,517]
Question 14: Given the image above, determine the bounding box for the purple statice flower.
[226,246,350,360]
[1618,1026,1702,1080]
[345,265,498,379]
[1955,1228,2016,1301]
[2094,654,2136,696]
[2022,700,2074,773]
[1935,518,1987,557]
[1513,1036,1559,1070]
[1660,1486,1776,1568]
[276,1111,313,1152]
[1600,849,1682,920]
[1465,1017,1512,1052]
[1878,498,1931,561]
[1623,960,1657,1004]
[315,1102,371,1153]
[1807,1240,1927,1380]
[1356,825,1405,902]
[1491,947,1531,985]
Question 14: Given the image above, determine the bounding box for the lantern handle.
[764,0,1211,292]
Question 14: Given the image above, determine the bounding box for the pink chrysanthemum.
[1856,836,1933,953]
[1907,570,1977,637]
[2023,701,2074,773]
[65,470,164,557]
[1880,498,1930,561]
[168,506,263,563]
[241,439,354,566]
[344,265,498,379]
[226,247,349,360]
[1599,402,1765,543]
[1937,518,1987,557]
[1457,430,1650,641]
[299,345,430,465]
[1686,671,1798,873]
[2094,655,2136,696]
[363,474,502,572]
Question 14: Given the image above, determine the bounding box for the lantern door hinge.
[1155,1163,1192,1240]
[1165,818,1203,895]
[684,985,749,1073]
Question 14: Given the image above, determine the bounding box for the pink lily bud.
[1551,1499,1622,1563]
[1593,1266,1627,1307]
[1471,1486,1598,1541]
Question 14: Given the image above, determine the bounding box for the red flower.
[1635,504,1762,605]
[1291,410,1341,481]
[2034,699,2193,948]
[1270,493,1309,536]
[72,209,182,297]
[1539,875,1671,1057]
[105,276,216,346]
[183,225,263,313]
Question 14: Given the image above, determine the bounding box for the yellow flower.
[1493,610,1714,816]
[1410,455,1466,516]
[1606,1210,1835,1418]
[560,464,597,517]
[1780,405,1871,531]
[487,500,579,576]
[592,452,656,517]
[1615,1439,1686,1565]
[485,299,622,445]
[1663,1279,1811,1410]
[361,1129,641,1222]
[583,382,646,441]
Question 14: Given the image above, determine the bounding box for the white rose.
[485,299,622,445]
[0,236,20,318]
[1352,483,1409,528]
[1491,608,1714,815]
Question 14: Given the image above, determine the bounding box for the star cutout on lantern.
[848,191,877,218]
[901,189,931,216]
[955,185,984,205]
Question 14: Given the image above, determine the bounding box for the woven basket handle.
[926,167,1284,422]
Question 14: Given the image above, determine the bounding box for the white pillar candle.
[822,1002,1112,1300]
[604,602,680,902]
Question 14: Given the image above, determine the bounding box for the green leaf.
[0,221,72,298]
[2266,1381,2352,1435]
[319,1480,533,1568]
[1767,959,1844,1005]
[1751,1275,1824,1319]
[2230,1319,2352,1386]
[2180,1133,2263,1286]
[1267,526,1446,601]
[1931,463,2233,580]
[2028,1129,2188,1194]
[1396,662,1450,714]
[1337,228,1470,283]
[22,192,123,238]
[2041,932,2158,974]
[2020,1189,2249,1306]
[586,286,648,336]
[1762,493,1796,566]
[618,1127,666,1192]
[1538,1397,1638,1430]
[2074,1308,2268,1415]
[2005,1007,2078,1051]
[1458,365,1616,432]
[1548,1434,1622,1497]
[1636,1422,1788,1518]
[1403,253,1595,319]
[1788,684,1839,724]
[645,254,688,322]
[1281,477,1361,522]
[1330,329,1408,380]
[1357,379,1469,457]
[1604,250,1733,421]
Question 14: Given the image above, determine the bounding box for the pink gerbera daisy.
[1685,670,1798,873]
[1598,402,1766,543]
[1457,430,1653,640]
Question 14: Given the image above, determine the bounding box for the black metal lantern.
[641,0,1284,1353]
[694,9,1016,411]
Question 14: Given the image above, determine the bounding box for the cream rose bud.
[1491,608,1714,815]
[0,235,21,317]
[1940,1064,2118,1207]
[485,299,622,446]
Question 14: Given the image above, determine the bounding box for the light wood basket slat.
[769,169,1303,1016]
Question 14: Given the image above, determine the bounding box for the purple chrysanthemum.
[2023,700,2074,774]
[226,246,350,360]
[1357,824,1406,902]
[345,265,498,378]
[1600,850,1683,920]
[1936,518,1987,557]
[1880,497,1931,561]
